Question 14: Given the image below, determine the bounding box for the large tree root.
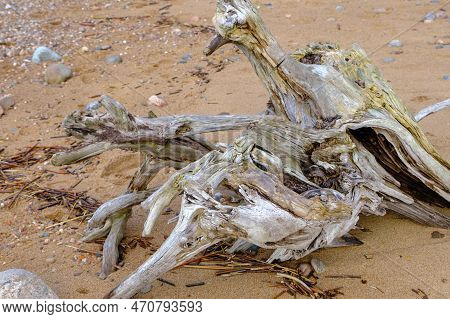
[52,0,449,298]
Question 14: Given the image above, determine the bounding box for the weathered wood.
[52,0,449,299]
[415,99,450,122]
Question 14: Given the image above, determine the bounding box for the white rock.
[147,95,168,108]
[0,269,58,299]
[388,39,403,48]
[31,46,62,64]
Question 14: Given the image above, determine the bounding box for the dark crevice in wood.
[350,127,449,208]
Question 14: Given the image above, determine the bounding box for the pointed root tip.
[204,33,231,56]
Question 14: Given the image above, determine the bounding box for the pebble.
[0,269,58,299]
[85,101,101,111]
[171,28,182,36]
[311,258,326,273]
[285,14,292,19]
[39,232,49,238]
[73,271,83,277]
[45,63,73,84]
[43,238,50,245]
[423,11,436,23]
[382,57,396,64]
[443,75,450,81]
[179,53,192,64]
[147,95,168,108]
[374,7,387,14]
[81,46,89,52]
[0,94,15,109]
[336,5,345,12]
[388,39,403,48]
[31,46,62,64]
[95,45,112,51]
[105,55,122,64]
[190,16,200,24]
[45,257,56,264]
[298,263,313,277]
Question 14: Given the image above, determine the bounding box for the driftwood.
[52,0,449,298]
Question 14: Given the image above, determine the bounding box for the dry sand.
[0,0,449,299]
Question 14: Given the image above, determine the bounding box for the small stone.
[0,269,58,298]
[374,7,387,14]
[336,5,345,12]
[443,75,450,81]
[388,39,403,48]
[311,258,326,274]
[95,45,111,51]
[43,238,50,245]
[45,63,73,84]
[423,11,436,23]
[32,46,62,64]
[431,231,445,238]
[147,95,168,108]
[0,94,15,109]
[364,254,374,260]
[105,55,122,64]
[382,57,396,64]
[69,238,76,243]
[85,101,101,111]
[73,271,83,277]
[285,14,292,18]
[190,16,200,24]
[81,46,89,52]
[45,257,56,264]
[326,17,336,22]
[264,3,273,9]
[39,232,49,238]
[171,28,182,36]
[436,10,448,19]
[179,53,192,64]
[298,263,313,277]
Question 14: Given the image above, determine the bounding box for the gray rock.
[311,258,326,273]
[382,57,396,64]
[85,101,101,111]
[179,53,192,64]
[443,75,450,81]
[45,257,56,264]
[32,46,62,64]
[336,5,345,12]
[423,11,436,22]
[0,269,58,299]
[388,39,403,48]
[95,45,112,51]
[45,64,72,84]
[0,94,15,109]
[105,55,122,64]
